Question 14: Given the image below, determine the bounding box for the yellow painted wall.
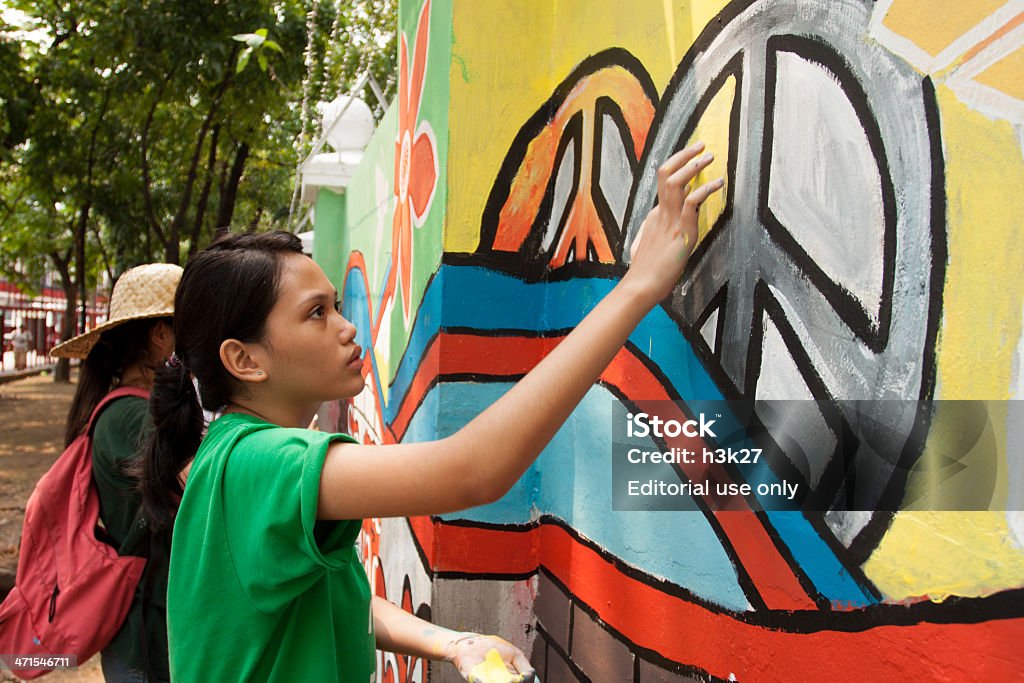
[863,84,1024,601]
[882,0,1006,57]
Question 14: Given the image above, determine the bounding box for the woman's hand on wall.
[624,141,724,307]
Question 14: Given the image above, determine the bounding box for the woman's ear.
[220,338,269,383]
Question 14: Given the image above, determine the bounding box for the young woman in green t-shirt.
[141,143,722,682]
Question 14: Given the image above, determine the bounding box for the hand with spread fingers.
[444,632,537,683]
[626,141,724,307]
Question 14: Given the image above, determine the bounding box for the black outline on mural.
[847,74,949,563]
[917,75,948,408]
[471,47,659,280]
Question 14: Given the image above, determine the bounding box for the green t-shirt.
[92,395,170,680]
[167,413,374,683]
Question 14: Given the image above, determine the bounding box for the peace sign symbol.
[623,0,946,552]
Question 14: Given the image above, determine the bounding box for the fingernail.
[702,152,715,163]
[714,177,725,188]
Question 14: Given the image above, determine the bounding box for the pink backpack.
[0,387,149,679]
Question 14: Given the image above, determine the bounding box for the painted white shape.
[768,51,886,325]
[599,111,632,228]
[946,22,1024,124]
[543,141,577,253]
[868,0,1024,75]
[755,312,814,404]
[755,310,837,487]
[699,305,720,354]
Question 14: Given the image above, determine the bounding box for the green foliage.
[0,0,398,287]
[234,27,285,74]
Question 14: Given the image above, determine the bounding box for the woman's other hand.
[444,632,537,682]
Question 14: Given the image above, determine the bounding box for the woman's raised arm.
[318,142,723,521]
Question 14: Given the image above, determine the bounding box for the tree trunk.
[75,204,89,335]
[188,125,220,259]
[215,142,249,233]
[49,249,75,383]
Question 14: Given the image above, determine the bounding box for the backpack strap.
[86,386,151,436]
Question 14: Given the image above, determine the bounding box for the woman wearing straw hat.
[52,263,182,683]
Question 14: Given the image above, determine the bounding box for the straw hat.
[50,263,183,359]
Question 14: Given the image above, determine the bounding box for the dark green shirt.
[92,395,170,680]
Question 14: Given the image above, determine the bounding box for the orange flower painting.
[391,0,438,319]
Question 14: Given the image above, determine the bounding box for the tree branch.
[215,141,248,232]
[167,52,237,261]
[189,123,220,258]
[140,85,168,247]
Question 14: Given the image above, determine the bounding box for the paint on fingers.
[467,648,524,683]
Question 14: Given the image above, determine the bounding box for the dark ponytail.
[140,230,305,532]
[140,361,204,532]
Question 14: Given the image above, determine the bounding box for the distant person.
[142,143,722,681]
[9,324,33,371]
[46,325,60,353]
[52,263,183,683]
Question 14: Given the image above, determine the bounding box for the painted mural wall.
[312,0,1024,680]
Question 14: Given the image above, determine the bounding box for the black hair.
[64,317,171,447]
[140,230,305,532]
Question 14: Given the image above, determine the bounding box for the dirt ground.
[0,371,103,681]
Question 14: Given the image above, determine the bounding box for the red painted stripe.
[412,518,1024,679]
[407,515,436,568]
[537,523,1024,681]
[433,521,538,576]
